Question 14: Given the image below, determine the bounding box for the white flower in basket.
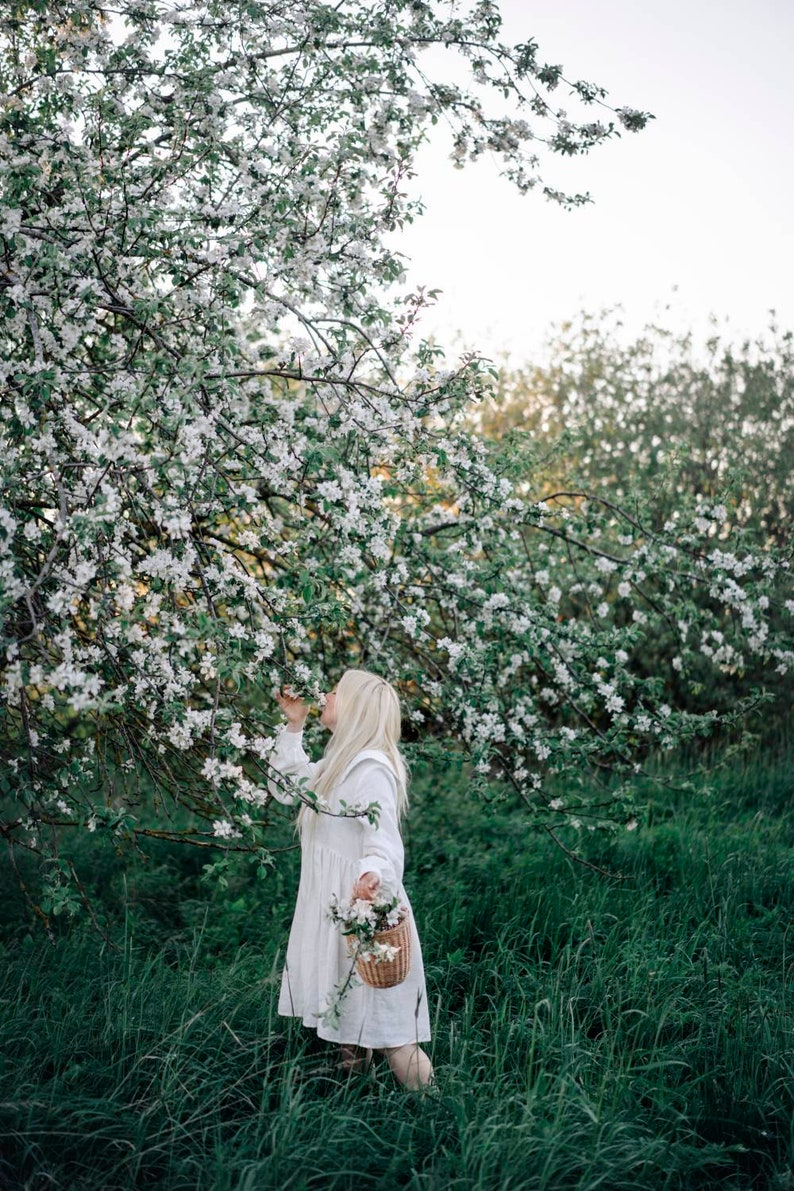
[328,892,412,988]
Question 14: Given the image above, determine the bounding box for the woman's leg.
[338,1043,372,1074]
[379,1043,434,1090]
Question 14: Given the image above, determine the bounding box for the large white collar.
[339,748,397,787]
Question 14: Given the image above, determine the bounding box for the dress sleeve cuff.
[357,858,384,881]
[279,727,304,747]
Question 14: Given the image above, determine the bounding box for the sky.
[396,0,794,365]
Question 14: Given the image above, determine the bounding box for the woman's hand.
[352,871,381,902]
[275,687,310,733]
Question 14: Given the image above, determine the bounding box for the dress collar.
[339,749,397,786]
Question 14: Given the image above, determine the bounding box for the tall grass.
[1,746,792,1189]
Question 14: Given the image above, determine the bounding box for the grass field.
[1,744,793,1190]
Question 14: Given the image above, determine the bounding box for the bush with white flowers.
[0,2,788,918]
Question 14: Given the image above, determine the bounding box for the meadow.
[1,737,792,1191]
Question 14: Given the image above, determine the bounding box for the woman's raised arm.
[268,689,314,804]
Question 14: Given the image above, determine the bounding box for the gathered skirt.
[277,838,431,1048]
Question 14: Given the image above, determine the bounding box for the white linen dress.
[269,728,431,1048]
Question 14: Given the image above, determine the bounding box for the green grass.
[1,747,793,1189]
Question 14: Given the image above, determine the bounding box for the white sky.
[397,0,794,364]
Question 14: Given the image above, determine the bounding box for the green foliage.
[1,744,792,1189]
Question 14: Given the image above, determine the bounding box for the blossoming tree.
[486,309,794,548]
[480,310,794,730]
[1,0,789,916]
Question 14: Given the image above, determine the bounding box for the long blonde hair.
[299,670,408,829]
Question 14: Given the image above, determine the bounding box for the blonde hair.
[299,669,408,829]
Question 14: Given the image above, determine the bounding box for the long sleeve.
[268,728,316,805]
[350,760,404,896]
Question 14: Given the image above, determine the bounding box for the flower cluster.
[328,893,406,963]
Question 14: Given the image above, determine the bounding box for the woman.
[270,669,434,1089]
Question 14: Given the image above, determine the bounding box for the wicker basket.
[348,912,412,989]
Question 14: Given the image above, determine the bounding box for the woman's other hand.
[275,687,310,733]
[352,871,381,902]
